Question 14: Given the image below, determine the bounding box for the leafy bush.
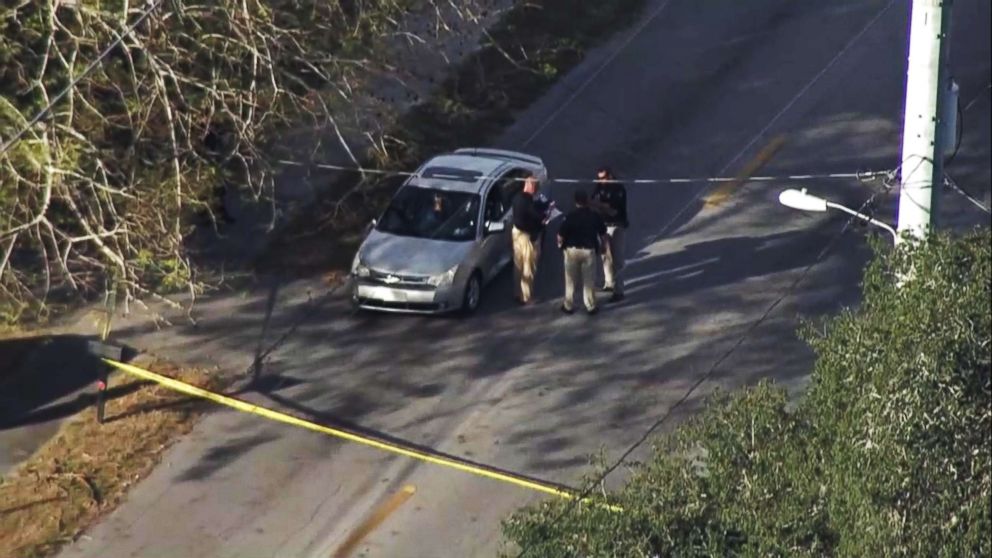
[804,229,991,556]
[502,229,991,557]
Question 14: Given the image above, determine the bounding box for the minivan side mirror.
[485,221,506,234]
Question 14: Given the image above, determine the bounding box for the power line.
[944,173,991,214]
[961,82,991,114]
[513,186,891,557]
[0,0,165,157]
[518,0,676,148]
[273,159,889,185]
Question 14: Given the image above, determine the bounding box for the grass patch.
[0,359,224,558]
[257,0,646,275]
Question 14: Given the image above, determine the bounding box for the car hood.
[360,229,474,276]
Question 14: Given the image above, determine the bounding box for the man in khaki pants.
[591,166,629,303]
[511,175,546,305]
[557,190,607,315]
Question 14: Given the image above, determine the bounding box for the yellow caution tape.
[104,358,621,511]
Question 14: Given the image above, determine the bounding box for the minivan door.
[478,170,519,279]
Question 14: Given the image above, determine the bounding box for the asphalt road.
[59,1,990,557]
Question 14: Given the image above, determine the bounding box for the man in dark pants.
[591,166,629,302]
[511,175,546,305]
[557,190,607,315]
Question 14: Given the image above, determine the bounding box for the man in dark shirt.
[590,166,629,303]
[557,189,607,314]
[511,175,546,304]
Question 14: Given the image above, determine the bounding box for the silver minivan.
[350,148,548,315]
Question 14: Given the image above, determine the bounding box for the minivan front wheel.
[461,272,482,315]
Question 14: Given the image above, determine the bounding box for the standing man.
[591,166,629,302]
[557,189,607,315]
[511,175,545,305]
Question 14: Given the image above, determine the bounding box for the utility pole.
[897,0,952,239]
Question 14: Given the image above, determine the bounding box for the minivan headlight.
[351,253,370,278]
[427,265,458,287]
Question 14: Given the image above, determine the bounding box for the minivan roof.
[408,153,509,193]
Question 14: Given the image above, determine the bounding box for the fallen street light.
[778,188,899,245]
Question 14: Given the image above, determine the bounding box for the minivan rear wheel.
[461,272,482,315]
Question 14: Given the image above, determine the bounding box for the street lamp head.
[779,188,828,213]
[777,188,899,245]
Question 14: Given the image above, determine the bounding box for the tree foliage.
[502,229,991,557]
[0,0,649,323]
[0,0,484,322]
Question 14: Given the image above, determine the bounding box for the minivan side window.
[484,184,505,223]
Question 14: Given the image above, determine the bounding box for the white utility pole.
[897,0,953,239]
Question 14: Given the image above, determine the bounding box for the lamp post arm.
[826,201,899,244]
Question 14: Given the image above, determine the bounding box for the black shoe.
[586,307,599,315]
[560,305,575,315]
[608,292,625,303]
[601,285,614,293]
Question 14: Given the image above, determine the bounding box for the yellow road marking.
[333,485,417,558]
[703,134,787,207]
[103,359,623,512]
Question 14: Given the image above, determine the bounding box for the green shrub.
[502,229,991,557]
[804,229,991,556]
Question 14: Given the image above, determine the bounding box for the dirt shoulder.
[0,358,223,558]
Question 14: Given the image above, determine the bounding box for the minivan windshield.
[376,186,480,242]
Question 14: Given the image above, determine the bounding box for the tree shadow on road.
[0,335,140,431]
[127,203,876,483]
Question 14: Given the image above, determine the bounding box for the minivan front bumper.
[351,279,461,314]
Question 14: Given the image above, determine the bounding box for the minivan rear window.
[420,167,483,182]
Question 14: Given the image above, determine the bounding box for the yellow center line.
[703,134,787,207]
[333,485,417,558]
